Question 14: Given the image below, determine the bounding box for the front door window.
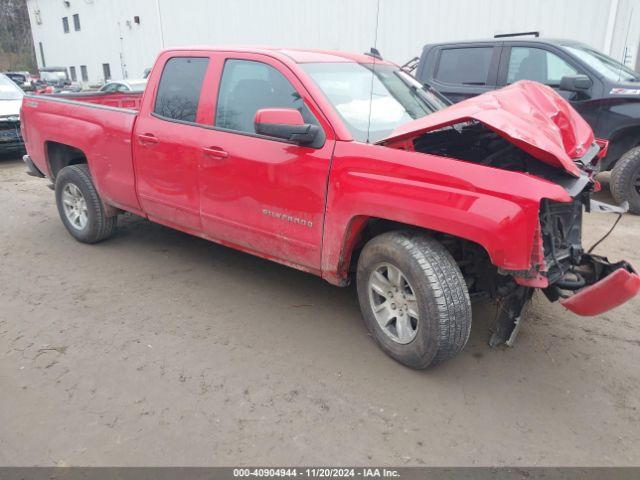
[215,59,318,135]
[507,47,577,87]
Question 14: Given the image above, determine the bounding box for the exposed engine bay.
[413,121,536,172]
[411,120,599,181]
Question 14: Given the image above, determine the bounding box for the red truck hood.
[380,80,594,177]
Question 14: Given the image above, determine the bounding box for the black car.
[413,37,640,213]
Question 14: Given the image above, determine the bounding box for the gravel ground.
[1,156,639,466]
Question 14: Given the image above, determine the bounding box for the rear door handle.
[202,146,228,159]
[137,133,159,145]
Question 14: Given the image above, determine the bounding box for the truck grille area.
[0,117,23,146]
[540,196,587,283]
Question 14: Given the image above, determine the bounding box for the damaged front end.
[491,171,640,346]
[491,190,640,346]
[379,80,640,346]
[537,194,639,314]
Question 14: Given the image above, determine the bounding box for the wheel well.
[344,217,497,300]
[46,141,87,179]
[604,126,640,171]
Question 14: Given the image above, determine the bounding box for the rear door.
[133,54,210,232]
[195,52,336,271]
[425,44,501,103]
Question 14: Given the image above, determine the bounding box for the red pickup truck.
[20,47,640,369]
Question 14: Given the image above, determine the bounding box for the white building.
[26,0,640,86]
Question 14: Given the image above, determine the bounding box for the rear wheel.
[356,231,472,369]
[611,146,640,214]
[55,164,117,243]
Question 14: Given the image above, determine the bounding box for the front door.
[196,54,335,271]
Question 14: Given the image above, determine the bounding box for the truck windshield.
[302,63,447,143]
[562,45,640,83]
[0,74,24,100]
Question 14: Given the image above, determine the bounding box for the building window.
[73,14,80,31]
[80,65,88,82]
[39,42,46,67]
[62,17,69,33]
[102,63,111,81]
[69,66,77,82]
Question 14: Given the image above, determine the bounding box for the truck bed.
[21,92,142,215]
[47,91,143,110]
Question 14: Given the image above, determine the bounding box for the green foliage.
[0,0,37,72]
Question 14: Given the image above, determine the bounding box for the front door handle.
[202,146,228,159]
[137,133,159,145]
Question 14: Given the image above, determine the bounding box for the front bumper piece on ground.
[558,199,640,316]
[560,260,640,316]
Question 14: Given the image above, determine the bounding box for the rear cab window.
[435,47,495,85]
[153,56,209,123]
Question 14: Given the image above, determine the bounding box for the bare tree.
[0,0,36,71]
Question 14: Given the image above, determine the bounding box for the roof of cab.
[160,46,395,65]
[423,38,588,48]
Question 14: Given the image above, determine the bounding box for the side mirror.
[559,74,592,92]
[254,108,320,146]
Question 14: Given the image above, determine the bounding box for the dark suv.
[414,38,640,213]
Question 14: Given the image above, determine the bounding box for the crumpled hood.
[379,80,594,177]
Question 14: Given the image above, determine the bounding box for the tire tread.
[55,164,116,243]
[357,231,472,369]
[611,146,640,214]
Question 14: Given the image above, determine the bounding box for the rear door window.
[507,47,577,86]
[154,57,209,123]
[435,47,494,85]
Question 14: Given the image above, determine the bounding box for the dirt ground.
[1,155,639,467]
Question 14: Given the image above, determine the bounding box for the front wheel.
[356,231,472,369]
[611,146,640,214]
[55,164,116,243]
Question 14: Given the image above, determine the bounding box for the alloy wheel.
[61,183,88,230]
[368,263,420,344]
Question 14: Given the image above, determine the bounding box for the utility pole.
[155,0,165,49]
[117,21,127,79]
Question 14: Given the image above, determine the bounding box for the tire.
[356,231,472,369]
[611,146,640,215]
[55,164,116,243]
